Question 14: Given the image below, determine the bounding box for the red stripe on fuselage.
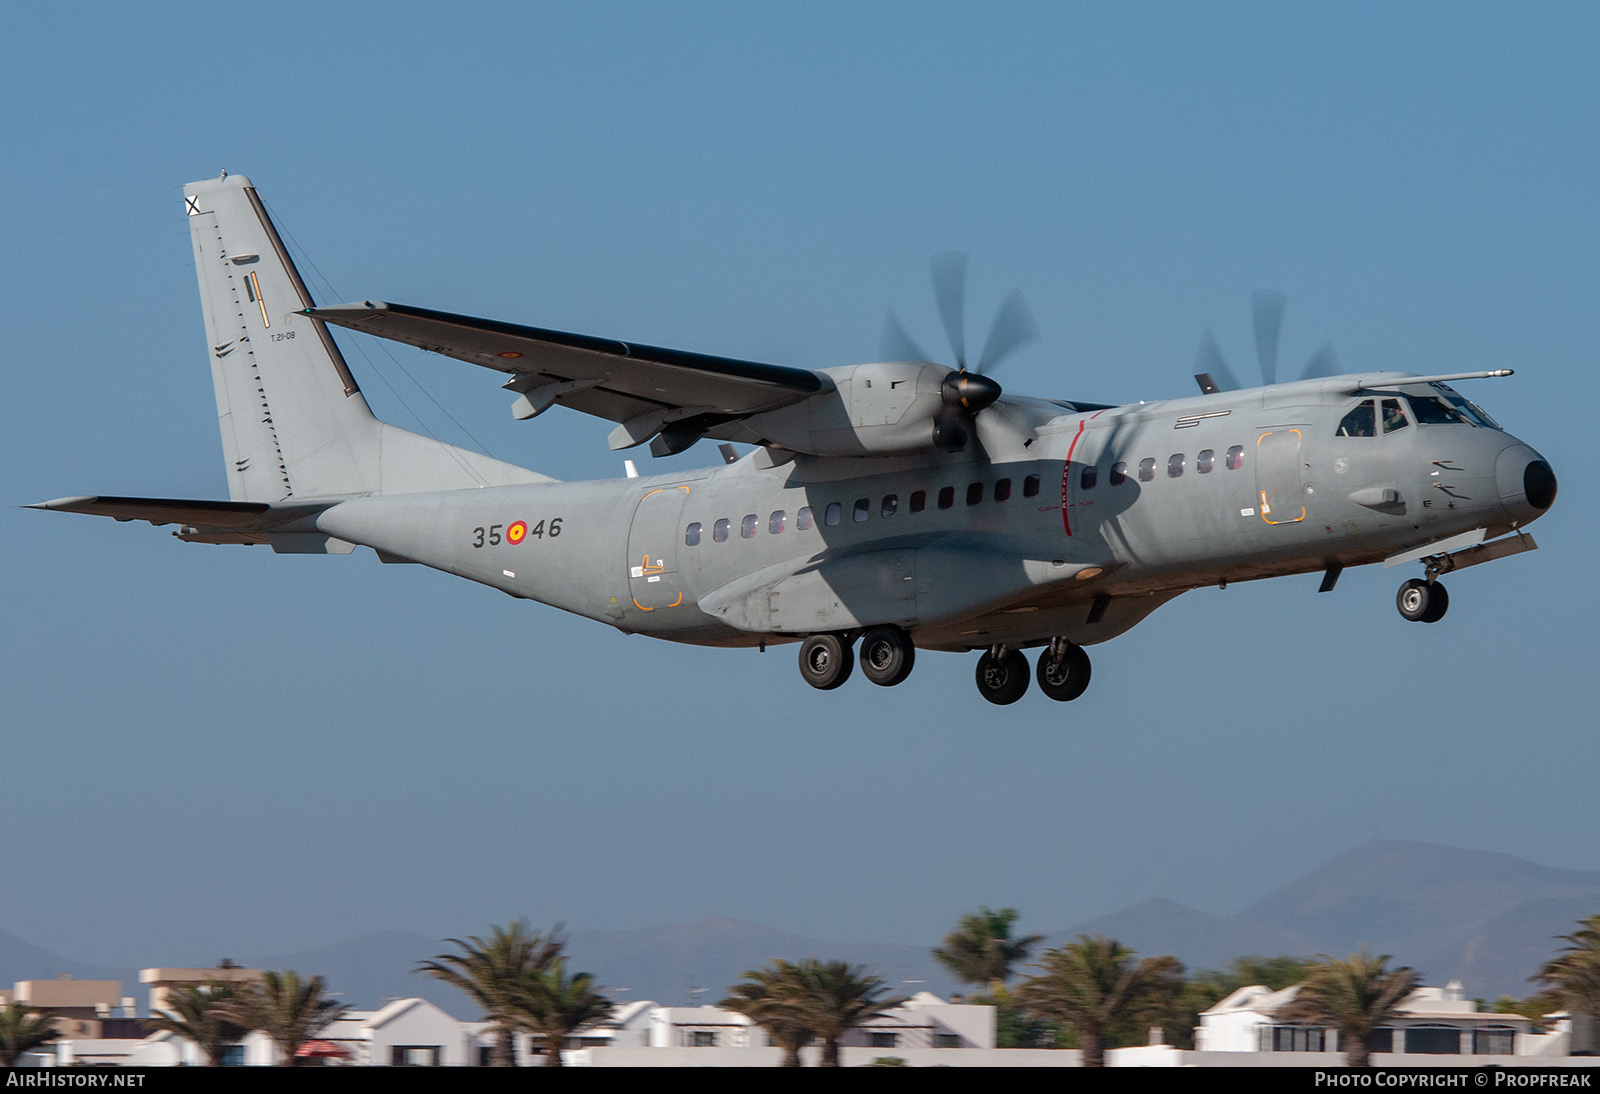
[1061,410,1106,536]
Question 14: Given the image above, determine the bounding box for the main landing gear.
[1396,578,1449,623]
[797,630,1093,706]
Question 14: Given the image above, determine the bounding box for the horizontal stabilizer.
[26,495,319,529]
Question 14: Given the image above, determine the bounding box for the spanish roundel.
[507,521,527,544]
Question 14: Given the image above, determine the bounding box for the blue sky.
[3,2,1596,968]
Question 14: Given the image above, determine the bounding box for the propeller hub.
[943,370,1002,413]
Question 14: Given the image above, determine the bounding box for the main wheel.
[974,648,1030,705]
[799,634,854,690]
[1397,579,1448,623]
[859,625,915,687]
[1036,643,1092,702]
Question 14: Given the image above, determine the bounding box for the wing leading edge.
[306,301,830,453]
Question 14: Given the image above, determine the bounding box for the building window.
[909,490,926,513]
[938,486,955,509]
[994,478,1011,502]
[1405,1026,1463,1054]
[881,495,898,517]
[392,1045,441,1066]
[1023,474,1041,497]
[769,510,786,534]
[797,506,815,530]
[825,502,842,526]
[967,482,984,506]
[853,498,870,522]
[741,514,759,538]
[1473,1027,1516,1055]
[713,518,730,542]
[934,1033,961,1048]
[1262,1026,1324,1052]
[685,522,702,546]
[691,1030,717,1048]
[869,1032,898,1048]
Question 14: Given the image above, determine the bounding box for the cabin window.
[967,482,984,506]
[685,522,702,546]
[1138,458,1156,482]
[824,503,842,527]
[909,490,927,513]
[853,498,870,522]
[938,486,955,509]
[1197,449,1215,473]
[769,510,786,534]
[1080,465,1097,490]
[797,506,815,530]
[1110,462,1127,485]
[1168,453,1184,478]
[1225,445,1244,470]
[1023,474,1040,497]
[713,518,730,542]
[994,478,1012,502]
[1381,398,1410,433]
[881,495,898,517]
[741,514,759,538]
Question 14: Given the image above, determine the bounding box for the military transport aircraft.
[31,174,1558,705]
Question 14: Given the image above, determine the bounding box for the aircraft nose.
[1495,443,1557,523]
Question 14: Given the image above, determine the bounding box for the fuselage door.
[626,485,692,612]
[1255,428,1307,525]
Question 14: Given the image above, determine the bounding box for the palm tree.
[933,907,1044,994]
[722,960,814,1066]
[233,970,348,1066]
[1277,949,1419,1067]
[417,920,564,1067]
[1017,934,1183,1066]
[147,981,249,1066]
[787,959,906,1068]
[1533,915,1600,1024]
[513,959,613,1068]
[0,1002,58,1067]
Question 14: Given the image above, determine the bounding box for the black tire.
[1036,643,1092,702]
[974,648,1030,705]
[1397,578,1447,623]
[799,634,854,690]
[859,625,915,687]
[1420,581,1449,623]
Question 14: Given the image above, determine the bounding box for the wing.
[305,301,829,453]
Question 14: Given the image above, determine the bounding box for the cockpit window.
[1431,383,1499,429]
[1337,400,1376,438]
[1381,398,1410,433]
[1408,395,1469,425]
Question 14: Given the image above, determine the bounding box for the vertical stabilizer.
[184,174,550,501]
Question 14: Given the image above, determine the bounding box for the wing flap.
[305,301,828,427]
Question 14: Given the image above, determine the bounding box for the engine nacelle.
[734,361,960,456]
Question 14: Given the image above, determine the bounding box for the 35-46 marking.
[471,518,563,548]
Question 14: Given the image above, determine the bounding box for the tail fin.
[184,173,551,501]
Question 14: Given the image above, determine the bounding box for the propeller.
[880,251,1038,452]
[1192,290,1342,393]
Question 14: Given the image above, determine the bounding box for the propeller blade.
[976,289,1039,374]
[1252,289,1286,386]
[1301,341,1343,380]
[880,308,931,363]
[930,250,969,370]
[1194,329,1244,392]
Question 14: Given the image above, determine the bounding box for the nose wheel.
[1397,578,1449,623]
[798,633,854,689]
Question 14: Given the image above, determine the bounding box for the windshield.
[1429,383,1501,429]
